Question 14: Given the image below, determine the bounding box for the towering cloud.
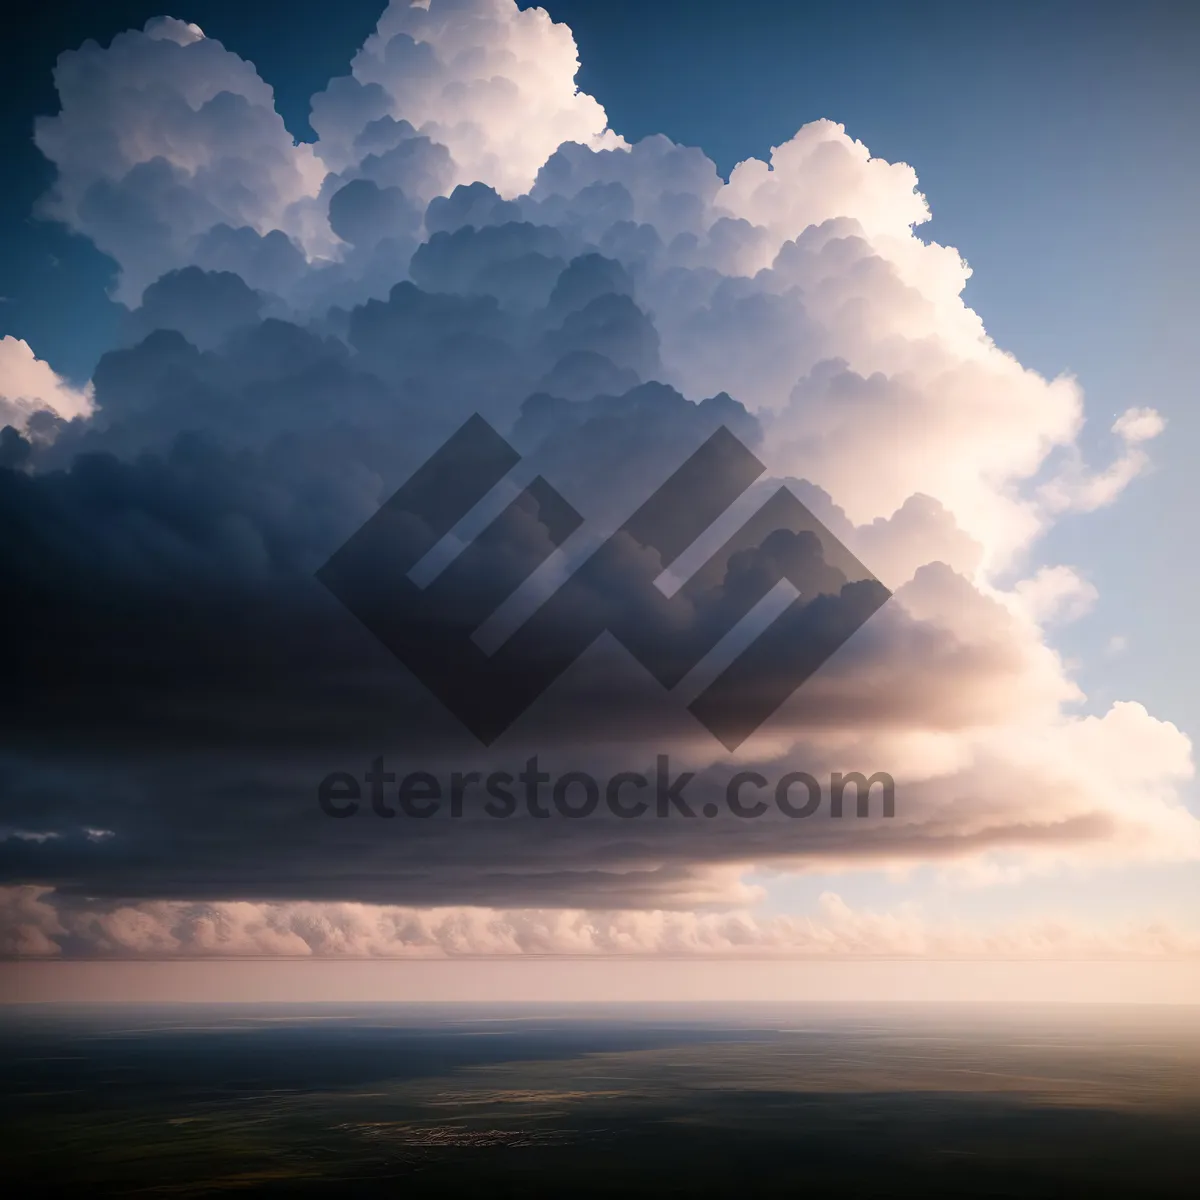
[33,16,332,304]
[1,1,1193,958]
[311,0,620,193]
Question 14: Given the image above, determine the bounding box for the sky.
[2,0,1199,1002]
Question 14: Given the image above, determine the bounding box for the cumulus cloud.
[33,16,333,305]
[0,335,93,431]
[311,0,620,195]
[33,0,619,307]
[0,0,1192,943]
[4,886,1197,961]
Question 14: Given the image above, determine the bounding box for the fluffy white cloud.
[312,0,620,195]
[33,18,332,302]
[1010,565,1098,626]
[0,335,93,430]
[33,1,619,305]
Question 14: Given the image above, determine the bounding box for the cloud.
[0,1,1193,928]
[33,0,620,308]
[4,885,1197,961]
[311,0,620,196]
[0,335,93,431]
[33,18,332,306]
[0,886,65,956]
[1037,404,1166,516]
[1011,565,1098,626]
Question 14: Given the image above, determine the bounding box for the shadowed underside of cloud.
[1,0,1195,951]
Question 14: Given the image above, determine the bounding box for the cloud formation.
[4,885,1197,961]
[0,335,93,433]
[1,1,1193,947]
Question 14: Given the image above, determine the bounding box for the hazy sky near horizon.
[2,0,1199,997]
[10,959,1200,1006]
